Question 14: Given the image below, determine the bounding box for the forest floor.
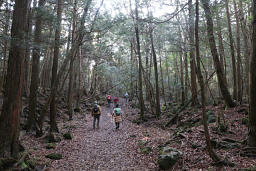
[18,97,256,170]
[21,99,170,170]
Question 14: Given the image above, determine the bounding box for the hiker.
[112,104,122,129]
[124,92,129,103]
[91,101,102,129]
[107,95,111,107]
[113,96,119,106]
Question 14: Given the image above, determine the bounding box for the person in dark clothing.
[91,101,102,129]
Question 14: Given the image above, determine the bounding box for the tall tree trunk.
[150,29,161,117]
[135,0,145,119]
[23,7,32,97]
[184,49,189,101]
[130,40,135,100]
[165,52,172,99]
[215,2,227,84]
[180,50,185,105]
[248,0,256,147]
[201,0,235,107]
[1,3,10,92]
[188,0,199,106]
[195,0,220,162]
[0,0,30,157]
[67,0,78,120]
[233,0,242,103]
[225,0,237,100]
[159,53,166,105]
[239,0,250,98]
[75,47,81,111]
[27,0,46,131]
[50,0,63,132]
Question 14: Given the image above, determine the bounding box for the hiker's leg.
[97,116,100,128]
[117,122,120,129]
[115,122,118,129]
[93,116,95,129]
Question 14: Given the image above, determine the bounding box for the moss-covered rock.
[45,153,62,160]
[63,132,72,140]
[158,147,182,170]
[46,143,56,149]
[140,146,152,154]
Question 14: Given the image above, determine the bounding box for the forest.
[0,0,256,170]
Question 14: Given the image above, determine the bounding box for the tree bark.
[239,0,250,98]
[184,49,189,101]
[215,2,227,83]
[23,7,32,97]
[201,0,235,107]
[27,0,46,131]
[225,0,237,100]
[150,29,161,117]
[233,0,242,103]
[1,3,10,92]
[75,47,81,111]
[135,0,145,119]
[67,0,78,120]
[188,0,199,106]
[248,0,256,147]
[195,0,220,162]
[0,0,30,157]
[50,0,63,132]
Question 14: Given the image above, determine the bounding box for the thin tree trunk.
[159,52,166,105]
[195,0,220,162]
[165,52,172,99]
[0,0,30,157]
[135,0,145,119]
[184,49,189,101]
[225,0,237,100]
[233,0,242,103]
[67,0,78,120]
[150,29,161,117]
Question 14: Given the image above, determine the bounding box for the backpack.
[107,95,111,100]
[93,105,99,113]
[114,108,121,116]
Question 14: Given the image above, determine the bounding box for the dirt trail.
[24,99,170,170]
